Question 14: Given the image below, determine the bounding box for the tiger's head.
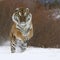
[16,7,32,22]
[12,8,32,29]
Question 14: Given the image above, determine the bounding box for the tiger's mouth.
[20,22,26,28]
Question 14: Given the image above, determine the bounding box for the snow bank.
[0,46,60,60]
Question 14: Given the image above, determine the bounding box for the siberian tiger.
[10,7,33,53]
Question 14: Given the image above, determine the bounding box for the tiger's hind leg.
[10,34,16,53]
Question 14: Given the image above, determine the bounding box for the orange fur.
[9,7,33,53]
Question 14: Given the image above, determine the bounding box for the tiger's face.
[12,7,32,29]
[15,7,30,23]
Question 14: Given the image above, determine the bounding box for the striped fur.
[10,8,33,53]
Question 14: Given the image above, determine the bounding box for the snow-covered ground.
[0,41,60,60]
[0,46,60,60]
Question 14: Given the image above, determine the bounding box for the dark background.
[0,0,60,48]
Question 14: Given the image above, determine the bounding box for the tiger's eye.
[28,18,30,20]
[19,12,21,16]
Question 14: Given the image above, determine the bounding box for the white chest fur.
[16,21,32,36]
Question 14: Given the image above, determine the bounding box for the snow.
[52,8,60,19]
[0,46,60,60]
[0,41,60,60]
[55,15,60,19]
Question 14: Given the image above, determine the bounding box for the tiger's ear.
[15,8,20,12]
[26,8,29,13]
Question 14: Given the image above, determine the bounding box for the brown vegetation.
[0,0,60,48]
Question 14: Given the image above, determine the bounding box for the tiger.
[9,7,33,53]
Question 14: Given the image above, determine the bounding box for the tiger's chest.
[16,22,31,36]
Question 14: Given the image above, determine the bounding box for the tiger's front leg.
[18,40,27,52]
[20,42,27,52]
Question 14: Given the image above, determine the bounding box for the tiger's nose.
[20,22,26,27]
